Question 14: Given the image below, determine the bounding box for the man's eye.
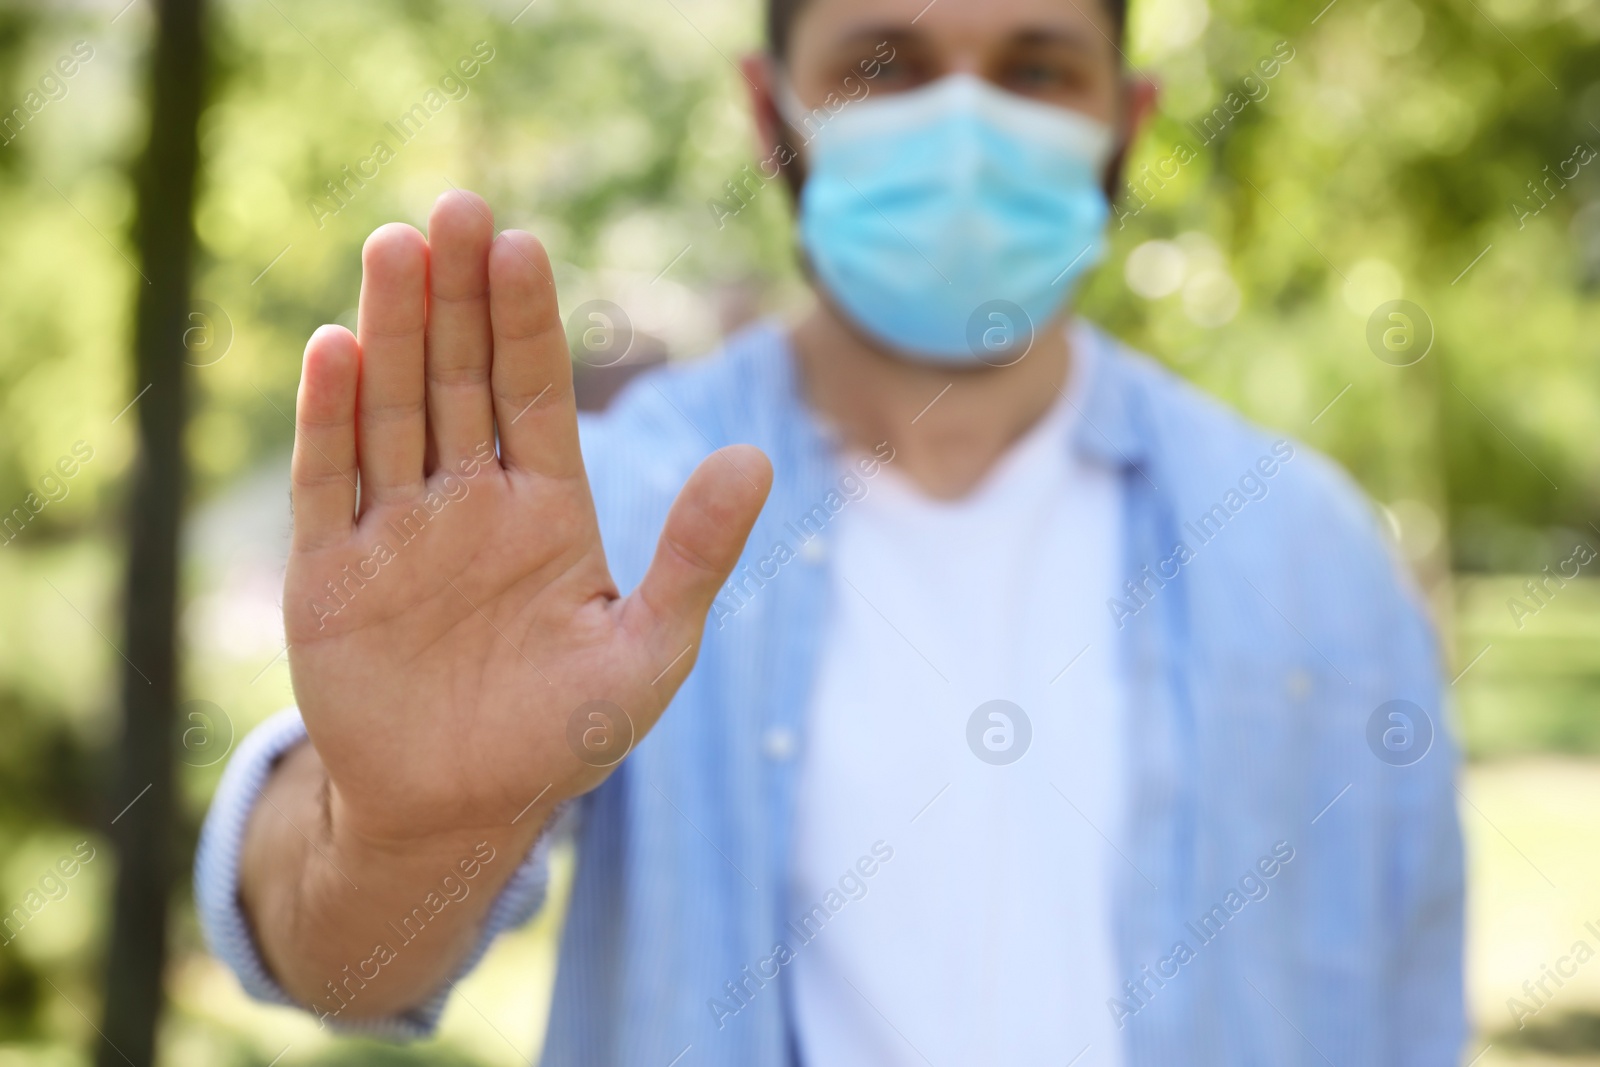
[1006,62,1068,89]
[1002,53,1104,99]
[873,57,913,84]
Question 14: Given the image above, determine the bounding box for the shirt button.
[799,537,827,563]
[762,726,797,761]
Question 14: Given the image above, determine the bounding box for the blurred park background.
[0,0,1597,1063]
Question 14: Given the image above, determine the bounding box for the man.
[196,0,1465,1062]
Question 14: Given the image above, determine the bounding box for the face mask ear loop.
[1102,77,1136,201]
[773,75,822,143]
[772,74,798,127]
[765,71,811,204]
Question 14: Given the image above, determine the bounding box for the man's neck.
[790,299,1074,500]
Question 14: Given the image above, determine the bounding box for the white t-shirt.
[789,340,1126,1067]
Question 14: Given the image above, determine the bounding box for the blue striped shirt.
[196,319,1464,1065]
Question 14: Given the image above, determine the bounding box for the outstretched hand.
[282,189,771,854]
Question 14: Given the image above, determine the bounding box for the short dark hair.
[765,0,1129,62]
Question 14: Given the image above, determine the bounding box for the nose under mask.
[782,73,1114,365]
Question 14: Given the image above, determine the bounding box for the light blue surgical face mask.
[782,73,1114,364]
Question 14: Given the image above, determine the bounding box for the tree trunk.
[98,0,206,1062]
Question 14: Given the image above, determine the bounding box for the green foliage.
[1092,0,1600,570]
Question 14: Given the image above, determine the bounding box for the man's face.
[742,0,1146,362]
[783,0,1125,125]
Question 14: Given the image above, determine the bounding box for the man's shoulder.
[1100,326,1440,694]
[1096,327,1386,563]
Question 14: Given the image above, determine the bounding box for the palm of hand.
[281,191,769,848]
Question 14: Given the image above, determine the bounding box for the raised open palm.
[282,190,770,852]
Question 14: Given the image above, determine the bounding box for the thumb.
[627,444,773,657]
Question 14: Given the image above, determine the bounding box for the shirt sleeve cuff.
[193,706,554,1039]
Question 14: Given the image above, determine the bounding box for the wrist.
[250,764,558,1016]
[323,779,557,894]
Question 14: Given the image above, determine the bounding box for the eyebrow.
[1010,26,1102,54]
[827,22,1103,56]
[826,25,917,52]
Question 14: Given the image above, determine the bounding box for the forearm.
[239,741,554,1022]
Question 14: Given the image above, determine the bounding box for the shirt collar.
[1065,317,1154,474]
